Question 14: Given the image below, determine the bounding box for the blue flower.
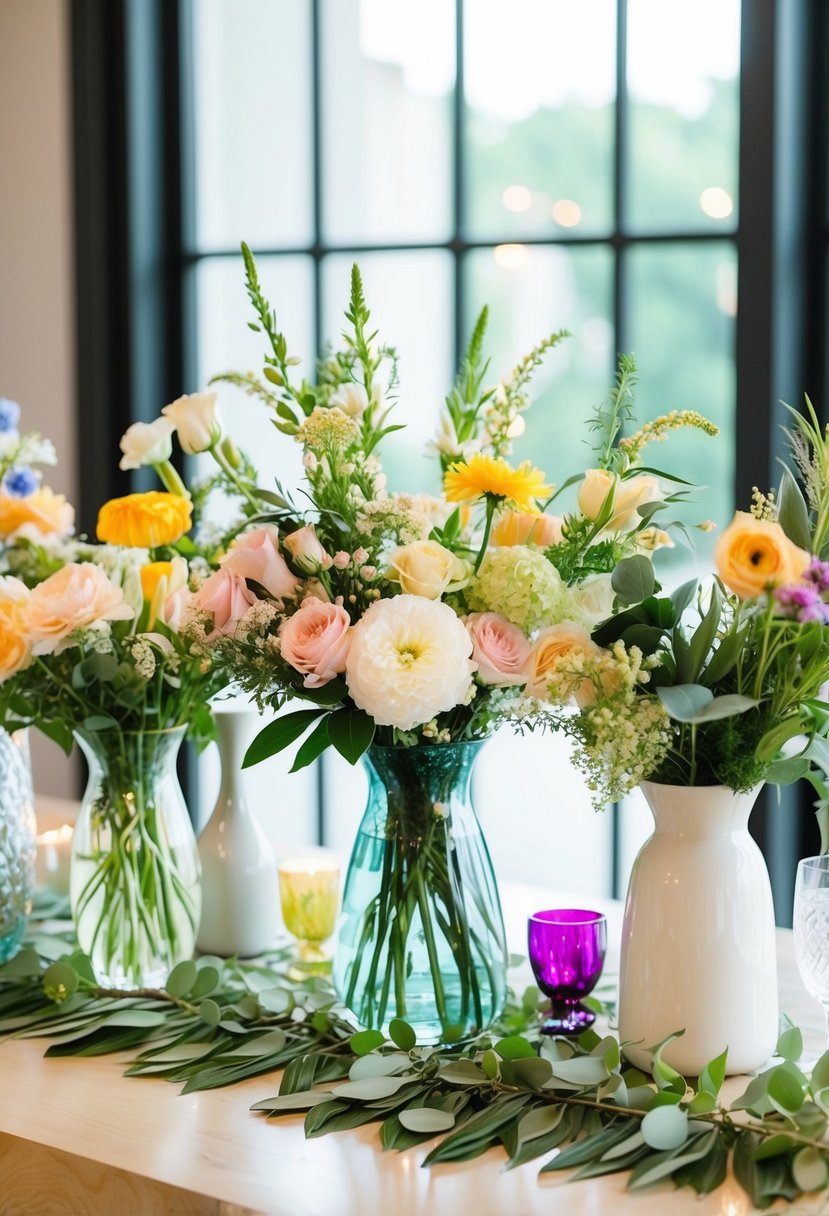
[3,467,38,498]
[0,398,21,433]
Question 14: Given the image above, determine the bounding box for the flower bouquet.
[184,244,714,1040]
[0,399,258,986]
[534,397,829,1073]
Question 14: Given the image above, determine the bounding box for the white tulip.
[119,417,174,471]
[162,391,222,454]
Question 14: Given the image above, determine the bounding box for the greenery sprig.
[3,929,829,1207]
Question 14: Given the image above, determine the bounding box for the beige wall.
[0,0,78,797]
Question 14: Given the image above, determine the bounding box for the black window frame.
[72,0,829,920]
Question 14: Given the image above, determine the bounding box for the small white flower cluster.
[296,406,360,453]
[481,382,526,458]
[236,600,280,642]
[355,495,432,546]
[421,719,452,742]
[130,637,157,680]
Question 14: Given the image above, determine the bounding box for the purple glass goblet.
[528,909,607,1035]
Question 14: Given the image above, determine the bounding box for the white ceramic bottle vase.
[618,782,778,1077]
[196,705,279,957]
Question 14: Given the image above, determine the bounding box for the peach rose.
[282,525,332,575]
[27,563,134,655]
[465,612,531,687]
[492,511,563,548]
[0,577,32,680]
[191,569,257,639]
[525,623,601,704]
[221,525,301,600]
[578,470,661,532]
[715,512,811,599]
[280,596,351,688]
[0,486,75,541]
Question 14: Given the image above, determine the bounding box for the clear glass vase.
[71,727,201,989]
[0,729,35,963]
[333,741,507,1044]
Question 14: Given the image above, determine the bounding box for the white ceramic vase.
[618,781,778,1077]
[196,705,279,957]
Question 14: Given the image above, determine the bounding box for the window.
[75,0,825,916]
[179,0,743,895]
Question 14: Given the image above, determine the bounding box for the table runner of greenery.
[2,915,829,1208]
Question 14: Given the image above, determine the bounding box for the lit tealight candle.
[277,855,340,977]
[35,824,74,895]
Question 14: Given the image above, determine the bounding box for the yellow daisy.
[443,454,552,513]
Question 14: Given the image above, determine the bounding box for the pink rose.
[192,569,257,639]
[221,525,300,600]
[283,525,332,574]
[280,596,351,688]
[465,611,531,687]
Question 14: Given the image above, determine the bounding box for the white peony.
[571,574,616,625]
[162,391,222,454]
[119,417,174,470]
[345,594,475,730]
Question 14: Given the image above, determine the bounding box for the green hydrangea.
[466,545,572,633]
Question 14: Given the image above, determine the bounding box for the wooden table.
[0,876,826,1216]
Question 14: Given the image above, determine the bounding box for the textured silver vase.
[0,729,36,962]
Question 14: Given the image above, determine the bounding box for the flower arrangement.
[0,396,255,984]
[186,246,715,774]
[538,396,829,834]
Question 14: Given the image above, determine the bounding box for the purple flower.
[773,583,829,623]
[3,467,38,498]
[805,558,829,592]
[0,398,21,434]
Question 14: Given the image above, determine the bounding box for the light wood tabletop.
[1,873,827,1216]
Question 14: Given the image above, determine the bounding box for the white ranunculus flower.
[345,595,475,730]
[162,391,222,454]
[388,540,470,599]
[119,417,174,471]
[330,382,370,418]
[571,574,616,625]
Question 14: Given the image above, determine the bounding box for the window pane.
[626,0,740,233]
[321,250,454,495]
[321,0,454,243]
[464,0,615,239]
[625,241,737,568]
[464,244,614,504]
[191,0,313,249]
[193,254,314,495]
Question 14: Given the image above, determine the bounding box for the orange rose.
[492,510,563,548]
[0,487,74,540]
[97,491,192,548]
[0,577,32,680]
[715,512,810,599]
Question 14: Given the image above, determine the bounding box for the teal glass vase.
[0,729,35,963]
[333,741,507,1044]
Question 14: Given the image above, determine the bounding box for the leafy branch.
[589,353,639,471]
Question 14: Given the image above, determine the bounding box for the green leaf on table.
[438,1059,487,1085]
[775,1025,803,1063]
[388,1018,416,1051]
[251,1089,335,1113]
[350,1028,386,1056]
[348,1053,409,1081]
[327,708,376,765]
[398,1107,456,1134]
[810,1050,829,1094]
[332,1076,413,1101]
[495,1034,537,1061]
[641,1104,688,1151]
[190,965,221,1000]
[199,998,222,1027]
[548,1055,610,1087]
[628,1129,718,1189]
[243,709,326,768]
[767,1063,807,1114]
[165,959,198,998]
[698,1047,728,1098]
[508,1057,553,1089]
[1,947,41,978]
[792,1146,829,1193]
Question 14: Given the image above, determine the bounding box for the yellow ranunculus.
[715,512,811,599]
[0,486,74,540]
[97,492,192,548]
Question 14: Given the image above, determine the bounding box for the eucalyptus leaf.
[641,1104,689,1151]
[350,1028,386,1057]
[348,1054,409,1081]
[657,683,712,722]
[775,1025,803,1063]
[612,555,656,606]
[388,1018,416,1051]
[332,1076,413,1101]
[792,1146,829,1192]
[165,960,198,999]
[398,1107,456,1134]
[251,1089,335,1113]
[438,1060,488,1085]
